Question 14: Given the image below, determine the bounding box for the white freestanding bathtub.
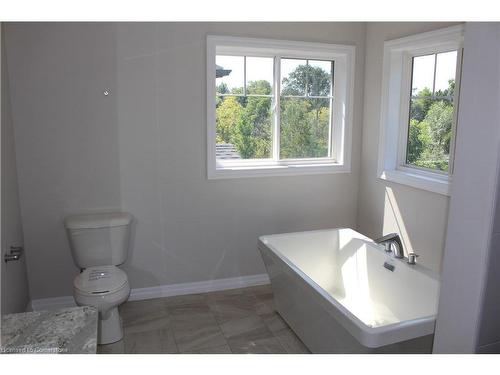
[258,228,440,353]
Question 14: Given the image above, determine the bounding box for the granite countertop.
[1,306,98,354]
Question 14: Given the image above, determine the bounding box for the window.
[280,58,333,159]
[405,51,459,173]
[215,55,274,160]
[378,25,464,195]
[207,36,355,179]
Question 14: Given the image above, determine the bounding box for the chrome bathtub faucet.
[407,253,419,265]
[374,233,404,259]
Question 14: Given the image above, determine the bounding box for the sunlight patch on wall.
[383,187,413,255]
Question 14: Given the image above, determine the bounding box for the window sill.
[208,162,350,180]
[379,169,451,196]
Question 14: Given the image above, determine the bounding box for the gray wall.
[4,23,366,300]
[433,23,500,353]
[478,156,500,352]
[356,22,459,274]
[477,160,500,353]
[1,25,30,314]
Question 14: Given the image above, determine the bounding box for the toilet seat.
[74,265,128,296]
[73,265,130,345]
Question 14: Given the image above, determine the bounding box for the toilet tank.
[64,212,132,268]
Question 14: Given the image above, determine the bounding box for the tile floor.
[98,284,310,354]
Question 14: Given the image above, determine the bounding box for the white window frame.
[207,35,355,179]
[377,25,464,196]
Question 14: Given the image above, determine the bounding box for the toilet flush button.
[89,269,110,281]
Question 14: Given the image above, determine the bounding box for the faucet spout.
[374,233,404,258]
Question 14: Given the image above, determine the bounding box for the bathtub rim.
[258,227,440,348]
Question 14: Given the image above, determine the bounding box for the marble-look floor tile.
[206,287,254,298]
[252,289,276,316]
[274,328,310,354]
[124,328,178,354]
[167,293,228,352]
[261,311,289,333]
[208,294,259,323]
[254,292,275,306]
[98,285,309,355]
[173,322,228,352]
[248,284,273,297]
[181,344,232,354]
[228,336,286,354]
[219,314,274,342]
[120,298,170,334]
[253,300,275,315]
[165,293,208,307]
[169,305,216,333]
[168,303,212,319]
[167,294,213,324]
[98,340,125,354]
[121,297,168,311]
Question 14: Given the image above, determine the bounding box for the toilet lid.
[74,265,128,294]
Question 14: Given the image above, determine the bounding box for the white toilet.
[64,212,132,345]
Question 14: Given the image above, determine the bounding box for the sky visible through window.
[216,55,274,92]
[411,51,457,94]
[217,52,457,95]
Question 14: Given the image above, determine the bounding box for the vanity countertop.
[1,306,98,354]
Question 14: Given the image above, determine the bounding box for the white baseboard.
[129,273,269,301]
[31,295,77,311]
[30,273,270,311]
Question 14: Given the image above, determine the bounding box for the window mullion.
[328,97,334,158]
[328,60,334,158]
[432,53,437,94]
[243,56,247,96]
[273,56,281,161]
[305,59,309,97]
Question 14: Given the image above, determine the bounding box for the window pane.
[407,97,454,172]
[308,60,333,97]
[216,55,244,95]
[280,97,330,159]
[435,51,457,94]
[281,58,307,96]
[216,96,272,160]
[246,57,274,95]
[411,54,435,96]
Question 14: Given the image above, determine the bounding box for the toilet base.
[99,307,123,345]
[73,270,130,345]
